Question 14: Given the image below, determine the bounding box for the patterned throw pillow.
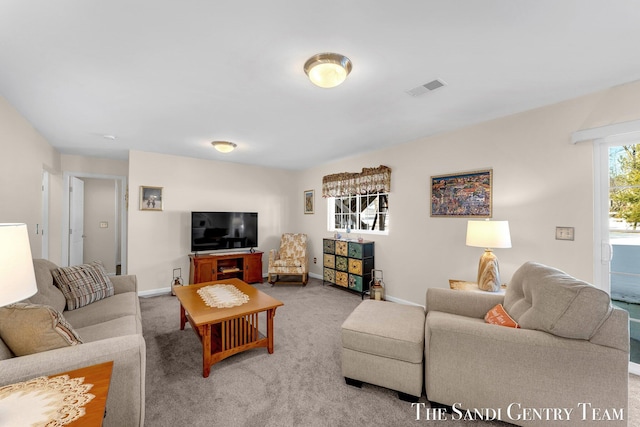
[52,261,114,310]
[485,303,520,328]
[0,303,83,356]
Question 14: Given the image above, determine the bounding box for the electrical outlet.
[555,226,575,241]
[313,257,317,264]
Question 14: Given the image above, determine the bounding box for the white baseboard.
[138,274,425,309]
[385,295,425,309]
[139,287,172,298]
[309,272,424,308]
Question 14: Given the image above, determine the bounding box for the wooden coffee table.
[175,278,284,377]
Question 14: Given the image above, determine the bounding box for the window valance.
[322,165,391,197]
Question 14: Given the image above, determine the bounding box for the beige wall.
[4,80,640,303]
[297,81,640,304]
[61,155,129,177]
[121,81,640,302]
[0,95,62,262]
[0,94,129,266]
[128,151,296,293]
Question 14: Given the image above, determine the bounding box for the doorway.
[69,176,85,266]
[595,141,640,373]
[608,144,640,367]
[62,172,127,275]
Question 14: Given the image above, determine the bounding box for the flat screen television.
[191,212,258,252]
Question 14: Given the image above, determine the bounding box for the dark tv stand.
[189,251,264,284]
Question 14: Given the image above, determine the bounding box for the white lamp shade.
[466,220,512,249]
[0,223,37,306]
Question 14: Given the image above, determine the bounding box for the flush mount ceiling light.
[304,53,352,88]
[211,141,237,153]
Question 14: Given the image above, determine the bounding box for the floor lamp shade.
[0,223,37,306]
[466,220,511,292]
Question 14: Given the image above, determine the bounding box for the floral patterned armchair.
[268,233,308,285]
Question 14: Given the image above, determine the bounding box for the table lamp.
[0,223,37,306]
[466,220,511,292]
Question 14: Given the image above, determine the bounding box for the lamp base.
[477,249,501,292]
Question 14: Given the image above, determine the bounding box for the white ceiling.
[1,1,640,170]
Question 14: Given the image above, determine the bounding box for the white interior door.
[69,177,84,265]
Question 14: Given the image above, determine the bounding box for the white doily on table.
[0,374,95,427]
[197,284,250,308]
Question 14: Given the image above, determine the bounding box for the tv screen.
[191,212,258,252]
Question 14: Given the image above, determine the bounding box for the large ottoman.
[341,299,425,400]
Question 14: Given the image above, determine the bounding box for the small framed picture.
[304,189,314,214]
[140,186,163,211]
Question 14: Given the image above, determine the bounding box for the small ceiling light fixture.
[304,52,352,88]
[211,141,237,153]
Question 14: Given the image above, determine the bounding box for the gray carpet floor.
[141,278,638,427]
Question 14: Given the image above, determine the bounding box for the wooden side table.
[58,361,113,426]
[449,279,506,295]
[0,361,113,427]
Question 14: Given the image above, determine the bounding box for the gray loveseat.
[0,259,146,427]
[425,261,629,426]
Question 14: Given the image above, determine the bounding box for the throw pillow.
[0,303,83,356]
[485,304,520,328]
[52,261,114,310]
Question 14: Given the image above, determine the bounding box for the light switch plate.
[99,221,108,229]
[555,226,574,241]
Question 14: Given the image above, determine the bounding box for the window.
[322,165,391,235]
[328,192,389,234]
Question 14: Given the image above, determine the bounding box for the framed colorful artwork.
[430,169,492,217]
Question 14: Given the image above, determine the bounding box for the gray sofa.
[0,259,146,427]
[425,261,629,426]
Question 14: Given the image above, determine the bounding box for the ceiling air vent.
[406,79,446,97]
